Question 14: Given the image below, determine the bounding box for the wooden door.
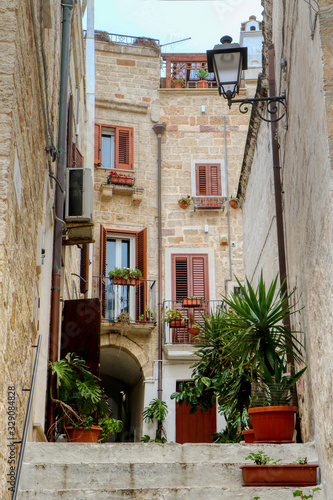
[175,382,216,443]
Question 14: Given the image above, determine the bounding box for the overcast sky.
[88,0,263,53]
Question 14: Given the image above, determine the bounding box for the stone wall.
[239,0,333,495]
[0,1,85,497]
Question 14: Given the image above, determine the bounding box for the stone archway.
[100,334,150,442]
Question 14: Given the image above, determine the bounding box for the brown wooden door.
[61,298,100,376]
[175,382,216,443]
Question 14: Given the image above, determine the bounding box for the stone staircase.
[19,442,325,499]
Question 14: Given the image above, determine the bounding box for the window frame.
[94,123,134,170]
[191,159,226,198]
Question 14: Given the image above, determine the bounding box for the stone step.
[19,442,323,499]
[17,486,325,500]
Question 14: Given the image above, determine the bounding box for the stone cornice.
[96,98,149,114]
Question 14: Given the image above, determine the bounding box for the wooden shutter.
[72,143,84,168]
[174,256,188,302]
[195,164,221,196]
[67,94,73,168]
[100,225,107,318]
[94,123,102,165]
[136,229,147,319]
[80,244,89,295]
[116,126,133,170]
[172,254,209,301]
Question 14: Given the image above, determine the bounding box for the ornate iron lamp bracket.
[229,94,287,123]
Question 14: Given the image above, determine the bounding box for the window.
[100,226,147,320]
[194,163,223,209]
[172,254,209,303]
[94,124,134,170]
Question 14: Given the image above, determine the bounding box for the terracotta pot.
[229,199,238,209]
[188,327,200,336]
[169,318,186,328]
[125,176,134,186]
[66,426,102,443]
[197,200,221,209]
[182,298,201,307]
[249,406,297,443]
[242,429,255,443]
[197,80,209,89]
[112,277,136,286]
[110,174,119,183]
[174,83,183,89]
[241,464,318,487]
[178,201,189,209]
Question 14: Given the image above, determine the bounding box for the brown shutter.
[196,164,208,195]
[173,256,189,302]
[80,244,89,295]
[94,123,102,165]
[100,225,107,318]
[195,164,221,196]
[67,94,73,168]
[136,228,147,279]
[116,126,133,170]
[191,255,208,300]
[136,228,147,319]
[72,144,84,168]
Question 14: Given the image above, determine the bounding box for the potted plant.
[142,398,168,442]
[241,451,319,487]
[139,307,155,322]
[178,196,191,209]
[229,196,238,209]
[49,353,123,443]
[196,68,209,88]
[182,296,202,308]
[108,170,134,186]
[163,308,186,328]
[109,267,142,286]
[172,78,185,89]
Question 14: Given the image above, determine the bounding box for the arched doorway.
[100,337,148,442]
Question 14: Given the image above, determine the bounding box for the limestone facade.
[0,1,86,497]
[238,0,333,495]
[93,29,258,441]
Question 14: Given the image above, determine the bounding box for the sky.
[88,0,263,53]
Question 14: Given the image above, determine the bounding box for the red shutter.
[116,126,133,170]
[173,256,189,302]
[172,254,208,301]
[94,123,101,165]
[195,164,221,196]
[100,225,107,318]
[80,244,89,295]
[136,229,147,319]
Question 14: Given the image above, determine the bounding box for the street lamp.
[207,36,286,122]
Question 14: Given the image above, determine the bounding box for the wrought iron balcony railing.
[163,299,225,345]
[93,276,156,324]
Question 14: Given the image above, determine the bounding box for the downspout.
[47,0,75,438]
[152,123,166,437]
[268,45,293,372]
[223,115,233,296]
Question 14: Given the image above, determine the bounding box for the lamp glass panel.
[213,51,241,87]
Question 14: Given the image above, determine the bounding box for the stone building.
[92,18,262,443]
[237,0,333,496]
[0,1,89,498]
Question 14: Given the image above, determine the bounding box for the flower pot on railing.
[182,297,202,308]
[108,171,135,187]
[169,318,186,328]
[112,277,136,286]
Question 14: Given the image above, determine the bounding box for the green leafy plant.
[116,311,131,324]
[178,196,191,205]
[196,68,209,80]
[143,398,168,441]
[293,457,308,465]
[108,267,142,280]
[245,451,281,465]
[49,353,122,439]
[98,417,123,443]
[293,488,321,499]
[172,78,185,87]
[162,308,184,322]
[139,307,155,321]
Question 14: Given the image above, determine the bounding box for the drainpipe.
[47,0,75,438]
[152,123,166,436]
[223,116,233,297]
[268,45,293,372]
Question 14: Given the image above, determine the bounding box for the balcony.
[93,276,157,335]
[192,196,226,211]
[161,53,217,89]
[162,299,224,360]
